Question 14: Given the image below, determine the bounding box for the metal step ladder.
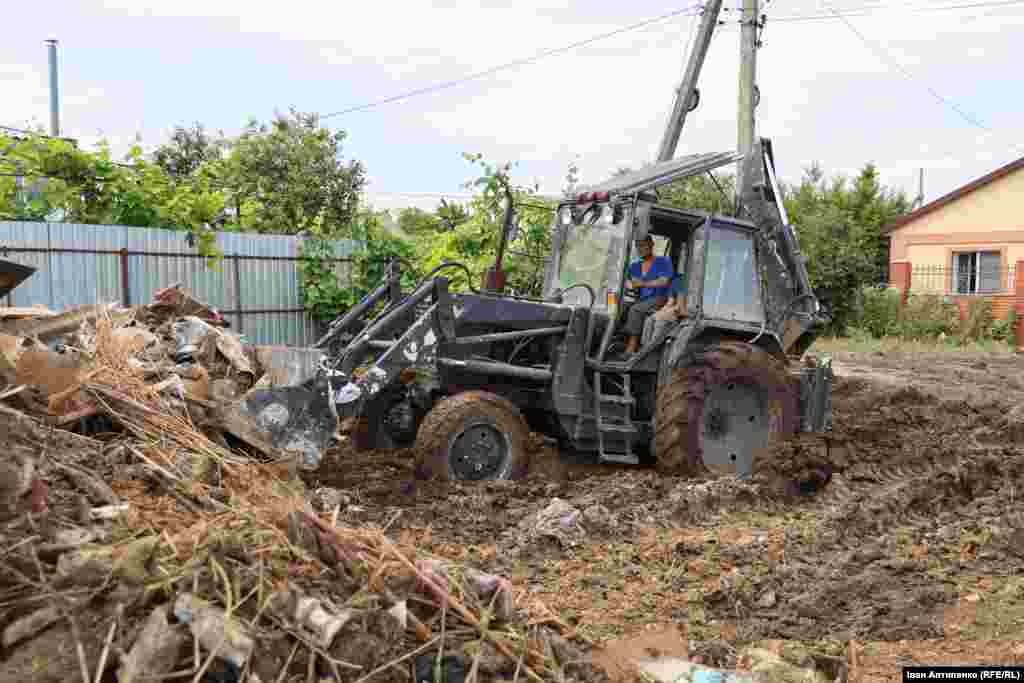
[593,369,639,465]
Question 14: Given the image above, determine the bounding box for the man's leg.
[624,297,657,354]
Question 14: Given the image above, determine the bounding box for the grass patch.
[810,334,1014,355]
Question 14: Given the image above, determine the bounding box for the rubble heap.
[0,288,596,683]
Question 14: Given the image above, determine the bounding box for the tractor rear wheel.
[413,391,533,481]
[654,341,799,478]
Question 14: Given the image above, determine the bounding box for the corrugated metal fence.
[0,221,359,347]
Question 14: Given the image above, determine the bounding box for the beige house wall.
[890,165,1024,270]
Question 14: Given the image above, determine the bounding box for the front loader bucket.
[221,380,337,470]
[0,259,37,299]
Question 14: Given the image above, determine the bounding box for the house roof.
[882,155,1024,234]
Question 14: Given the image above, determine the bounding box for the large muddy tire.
[413,391,533,481]
[654,341,799,477]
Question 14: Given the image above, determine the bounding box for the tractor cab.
[543,151,768,362]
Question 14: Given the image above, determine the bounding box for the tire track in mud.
[701,372,1024,642]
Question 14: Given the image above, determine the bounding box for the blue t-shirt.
[628,255,674,300]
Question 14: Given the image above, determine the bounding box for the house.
[883,155,1024,322]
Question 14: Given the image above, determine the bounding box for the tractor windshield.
[702,225,764,323]
[554,203,627,308]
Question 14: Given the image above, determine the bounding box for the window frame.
[951,249,1002,295]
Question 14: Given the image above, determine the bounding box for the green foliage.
[298,235,352,323]
[782,163,911,334]
[1,109,367,266]
[610,164,735,215]
[896,293,961,340]
[405,153,554,296]
[959,298,994,342]
[220,109,366,236]
[152,123,227,178]
[857,285,903,338]
[659,171,736,215]
[298,209,419,322]
[397,207,443,236]
[348,209,420,300]
[989,309,1017,346]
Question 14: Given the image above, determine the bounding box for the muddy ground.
[304,349,1024,680]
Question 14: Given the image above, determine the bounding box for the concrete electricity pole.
[736,0,759,205]
[656,0,724,162]
[46,39,60,137]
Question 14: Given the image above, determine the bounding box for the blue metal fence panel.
[1,221,360,346]
[48,222,123,310]
[0,220,51,308]
[224,232,303,346]
[125,226,237,327]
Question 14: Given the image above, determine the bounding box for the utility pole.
[656,0,724,162]
[736,0,759,207]
[46,39,60,137]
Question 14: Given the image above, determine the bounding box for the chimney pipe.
[46,39,60,137]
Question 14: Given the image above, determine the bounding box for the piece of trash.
[110,326,159,355]
[151,284,226,326]
[118,604,189,683]
[387,600,408,630]
[173,317,216,363]
[415,558,450,595]
[414,653,468,683]
[464,568,514,622]
[637,656,767,683]
[174,593,255,670]
[91,503,131,520]
[14,346,87,397]
[738,647,834,683]
[268,584,356,649]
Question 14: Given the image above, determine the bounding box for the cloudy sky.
[4,0,1023,214]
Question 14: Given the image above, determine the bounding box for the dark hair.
[635,235,653,244]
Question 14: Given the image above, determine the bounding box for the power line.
[766,0,1024,22]
[818,0,997,134]
[318,3,705,119]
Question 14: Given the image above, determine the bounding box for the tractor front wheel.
[413,391,533,481]
[654,341,799,478]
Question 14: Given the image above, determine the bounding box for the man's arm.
[647,257,674,288]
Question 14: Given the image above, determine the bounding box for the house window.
[953,251,1001,294]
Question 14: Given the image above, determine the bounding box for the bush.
[896,293,961,340]
[959,298,993,341]
[857,285,902,337]
[990,309,1018,345]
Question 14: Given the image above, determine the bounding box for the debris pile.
[0,289,597,682]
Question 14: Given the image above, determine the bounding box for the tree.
[782,163,910,334]
[152,123,227,179]
[221,109,366,236]
[396,207,442,236]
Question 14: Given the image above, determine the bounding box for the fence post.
[119,248,131,307]
[890,261,912,305]
[233,254,244,334]
[1015,259,1024,352]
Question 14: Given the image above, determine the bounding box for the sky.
[3,0,1023,216]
